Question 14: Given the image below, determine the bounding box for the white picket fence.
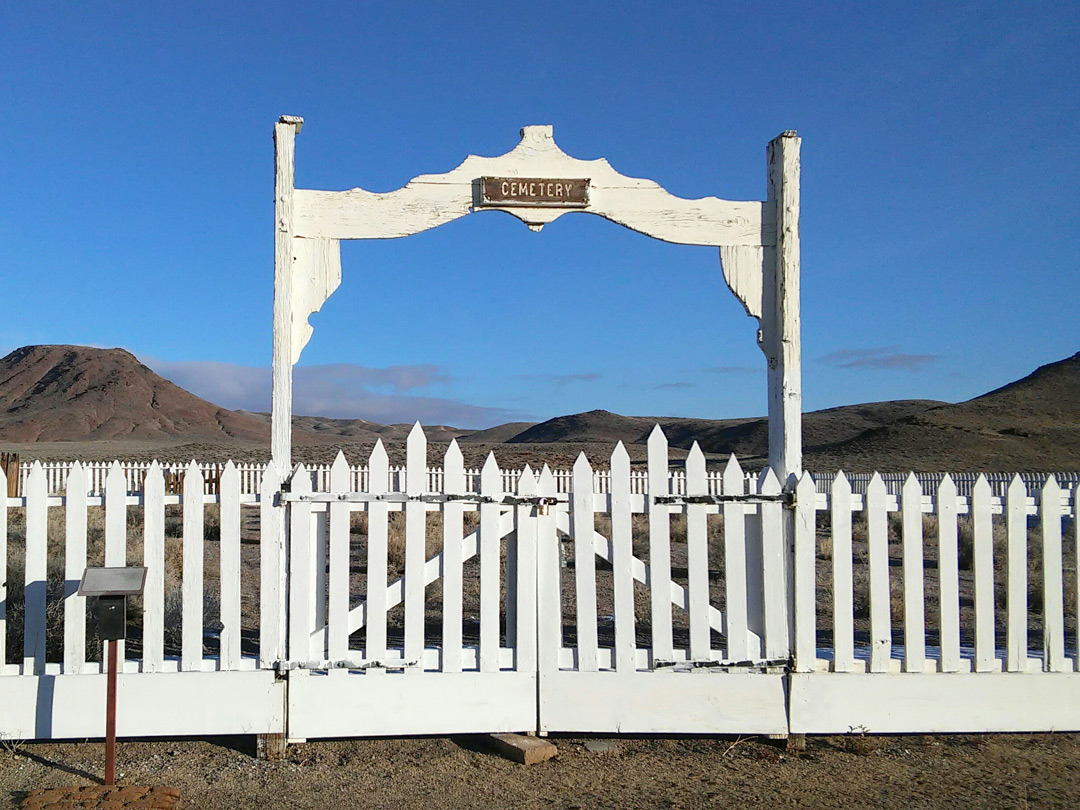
[2,424,1079,741]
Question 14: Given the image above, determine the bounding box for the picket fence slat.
[723,455,749,661]
[288,464,312,665]
[793,473,817,671]
[611,444,635,672]
[973,476,996,672]
[439,443,464,674]
[327,453,350,673]
[24,463,47,675]
[760,468,786,660]
[220,461,242,670]
[902,474,926,673]
[442,442,465,673]
[537,465,560,675]
[937,475,961,672]
[143,462,166,673]
[1006,475,1027,672]
[479,453,501,672]
[181,462,204,672]
[867,474,890,673]
[572,453,599,672]
[515,466,538,673]
[63,463,88,675]
[366,442,390,674]
[831,472,854,672]
[646,427,674,661]
[685,444,710,661]
[259,464,284,669]
[1042,476,1066,672]
[404,425,426,672]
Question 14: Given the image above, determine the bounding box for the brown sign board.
[479,176,589,208]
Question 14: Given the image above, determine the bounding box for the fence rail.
[15,460,1080,499]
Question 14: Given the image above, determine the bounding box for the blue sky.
[2,2,1077,428]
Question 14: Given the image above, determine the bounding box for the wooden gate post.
[271,115,302,479]
[264,114,302,760]
[764,130,802,483]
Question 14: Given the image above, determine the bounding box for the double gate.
[280,425,791,739]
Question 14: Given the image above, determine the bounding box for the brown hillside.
[0,345,271,443]
[509,401,945,458]
[808,352,1080,471]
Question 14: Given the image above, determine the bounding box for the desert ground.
[2,731,1079,809]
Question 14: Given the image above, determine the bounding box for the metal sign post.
[78,566,147,786]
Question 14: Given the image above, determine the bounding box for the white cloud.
[141,357,525,428]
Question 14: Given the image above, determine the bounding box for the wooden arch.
[271,117,801,480]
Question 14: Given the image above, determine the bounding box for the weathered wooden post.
[271,115,302,479]
[764,130,802,483]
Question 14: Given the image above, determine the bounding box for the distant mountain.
[2,344,1077,471]
[0,345,270,443]
[808,353,1080,471]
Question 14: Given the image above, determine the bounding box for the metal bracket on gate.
[274,658,420,673]
[652,492,793,506]
[652,657,791,673]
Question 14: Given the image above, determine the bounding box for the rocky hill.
[0,345,270,443]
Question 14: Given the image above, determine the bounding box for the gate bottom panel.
[789,672,1080,734]
[539,671,788,734]
[287,671,537,739]
[0,671,284,740]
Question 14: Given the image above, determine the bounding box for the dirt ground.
[1,731,1077,809]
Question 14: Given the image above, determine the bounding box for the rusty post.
[105,639,117,785]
